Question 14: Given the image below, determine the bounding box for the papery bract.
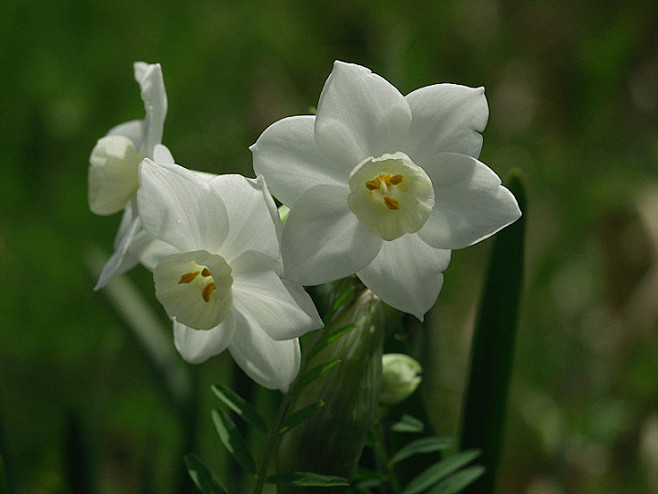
[251,61,522,319]
[137,159,323,391]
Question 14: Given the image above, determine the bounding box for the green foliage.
[278,401,325,434]
[211,383,268,433]
[390,414,425,434]
[266,472,350,487]
[459,171,526,494]
[426,466,486,494]
[289,359,342,396]
[211,408,257,475]
[304,324,357,361]
[184,454,228,494]
[391,437,455,465]
[402,450,481,494]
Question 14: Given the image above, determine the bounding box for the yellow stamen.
[366,177,381,190]
[202,282,216,302]
[390,174,403,185]
[384,196,400,210]
[201,267,212,277]
[178,271,200,284]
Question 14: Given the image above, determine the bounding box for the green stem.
[374,421,400,494]
[252,393,291,494]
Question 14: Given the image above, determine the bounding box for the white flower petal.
[107,120,145,150]
[418,153,522,249]
[231,251,322,341]
[281,279,324,330]
[405,84,488,162]
[130,230,179,271]
[94,205,141,290]
[357,235,451,321]
[153,144,175,164]
[281,184,382,285]
[208,174,281,270]
[134,62,167,157]
[229,311,301,391]
[251,115,349,206]
[173,311,236,364]
[315,61,412,168]
[137,159,229,253]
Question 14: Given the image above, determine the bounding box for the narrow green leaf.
[211,409,256,474]
[459,170,526,494]
[304,324,357,361]
[391,414,425,433]
[402,450,481,494]
[184,453,228,494]
[391,437,456,464]
[279,401,325,434]
[211,383,268,433]
[266,472,350,487]
[289,359,341,396]
[427,466,486,494]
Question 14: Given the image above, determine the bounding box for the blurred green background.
[1,0,657,493]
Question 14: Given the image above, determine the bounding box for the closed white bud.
[379,353,422,404]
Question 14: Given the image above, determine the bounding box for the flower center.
[347,152,435,241]
[154,250,233,330]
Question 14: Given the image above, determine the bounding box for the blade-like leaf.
[184,453,228,494]
[402,450,481,494]
[266,472,350,487]
[211,409,256,474]
[304,324,357,361]
[391,437,456,464]
[211,383,268,433]
[459,170,526,494]
[427,466,486,494]
[391,414,425,433]
[278,401,325,434]
[289,359,341,396]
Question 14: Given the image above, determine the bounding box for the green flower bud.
[379,353,422,405]
[277,284,384,493]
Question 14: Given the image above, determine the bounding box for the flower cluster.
[90,61,521,390]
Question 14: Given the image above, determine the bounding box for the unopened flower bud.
[379,353,422,405]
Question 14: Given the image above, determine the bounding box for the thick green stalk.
[459,170,527,494]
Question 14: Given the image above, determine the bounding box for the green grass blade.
[459,170,527,494]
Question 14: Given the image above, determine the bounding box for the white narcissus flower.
[89,62,167,216]
[89,62,186,290]
[251,61,522,320]
[137,159,323,391]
